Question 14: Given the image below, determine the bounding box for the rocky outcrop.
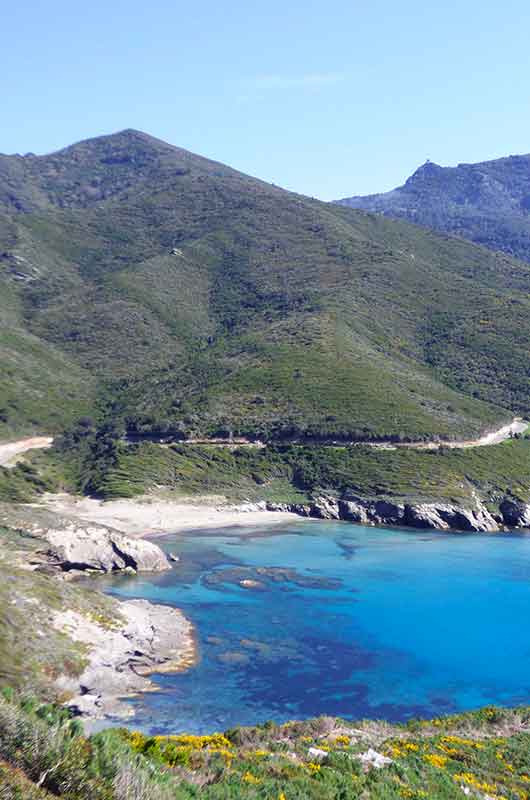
[404,502,498,532]
[499,498,530,528]
[270,494,503,533]
[310,497,341,520]
[224,501,267,513]
[53,598,196,719]
[44,524,170,573]
[266,501,312,516]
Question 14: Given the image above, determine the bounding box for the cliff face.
[268,492,530,533]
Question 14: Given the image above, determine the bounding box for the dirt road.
[0,436,53,468]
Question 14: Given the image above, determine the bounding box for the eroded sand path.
[0,436,53,467]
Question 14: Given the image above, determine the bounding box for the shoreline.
[37,492,306,538]
[27,493,303,725]
[54,597,199,723]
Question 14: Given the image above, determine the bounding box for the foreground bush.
[0,692,529,799]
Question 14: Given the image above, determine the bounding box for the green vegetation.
[0,461,57,502]
[0,692,529,799]
[25,428,530,508]
[4,131,530,443]
[0,525,119,698]
[338,154,530,265]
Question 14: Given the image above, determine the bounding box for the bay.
[100,522,530,734]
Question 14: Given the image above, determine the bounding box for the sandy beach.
[38,492,304,537]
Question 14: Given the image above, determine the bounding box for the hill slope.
[336,154,530,263]
[2,131,530,441]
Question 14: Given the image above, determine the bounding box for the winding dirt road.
[0,418,527,469]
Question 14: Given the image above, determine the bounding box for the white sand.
[39,492,303,537]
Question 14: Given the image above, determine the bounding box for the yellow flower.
[440,735,483,749]
[424,753,448,768]
[210,748,235,761]
[307,762,321,773]
[242,772,261,784]
[453,773,497,794]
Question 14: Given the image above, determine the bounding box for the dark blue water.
[102,522,530,733]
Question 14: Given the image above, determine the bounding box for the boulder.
[307,747,328,761]
[499,498,530,528]
[339,499,369,523]
[265,501,290,512]
[357,748,393,770]
[44,525,170,573]
[404,502,498,532]
[290,503,312,517]
[310,497,341,519]
[404,504,451,530]
[373,500,405,524]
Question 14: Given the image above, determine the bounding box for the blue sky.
[3,0,530,199]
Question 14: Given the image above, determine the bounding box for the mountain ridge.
[2,131,530,442]
[336,151,530,263]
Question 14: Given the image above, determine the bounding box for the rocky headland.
[267,493,530,533]
[0,503,197,722]
[53,599,196,720]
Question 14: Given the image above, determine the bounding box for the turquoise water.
[102,522,530,734]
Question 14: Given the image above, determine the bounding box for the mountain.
[336,154,530,263]
[2,130,530,443]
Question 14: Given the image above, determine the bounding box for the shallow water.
[101,521,530,733]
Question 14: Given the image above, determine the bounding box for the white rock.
[307,747,328,760]
[44,526,170,573]
[357,748,393,769]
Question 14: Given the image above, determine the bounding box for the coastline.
[23,492,303,725]
[53,598,199,722]
[37,492,306,538]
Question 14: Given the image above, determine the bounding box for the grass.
[14,432,529,515]
[0,525,121,699]
[0,692,529,799]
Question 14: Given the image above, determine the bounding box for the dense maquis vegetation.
[3,130,530,442]
[8,425,530,507]
[337,154,530,264]
[0,692,529,799]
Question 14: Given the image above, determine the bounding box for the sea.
[98,521,530,734]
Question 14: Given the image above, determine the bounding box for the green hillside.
[1,691,529,800]
[2,130,530,441]
[337,154,530,264]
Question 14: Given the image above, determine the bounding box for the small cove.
[98,521,530,733]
